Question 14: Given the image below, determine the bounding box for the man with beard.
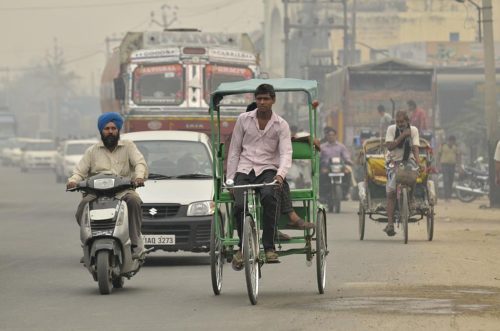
[66,112,148,259]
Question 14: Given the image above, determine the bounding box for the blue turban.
[98,112,123,132]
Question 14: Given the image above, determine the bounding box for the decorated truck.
[323,58,437,145]
[100,29,259,138]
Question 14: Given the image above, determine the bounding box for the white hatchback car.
[121,130,215,253]
[20,139,58,172]
[1,137,35,166]
[54,139,96,183]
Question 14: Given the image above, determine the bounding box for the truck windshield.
[132,64,184,105]
[204,65,254,105]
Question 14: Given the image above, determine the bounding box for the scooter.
[68,173,147,294]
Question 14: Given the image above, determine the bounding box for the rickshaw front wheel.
[426,208,434,241]
[316,209,327,294]
[358,204,365,240]
[243,215,259,305]
[210,213,224,295]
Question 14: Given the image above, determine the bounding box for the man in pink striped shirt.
[227,83,292,268]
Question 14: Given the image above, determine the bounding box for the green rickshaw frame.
[208,78,328,302]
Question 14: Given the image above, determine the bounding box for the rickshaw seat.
[366,157,387,184]
[292,141,313,159]
[366,156,427,185]
[290,189,313,200]
[219,191,233,202]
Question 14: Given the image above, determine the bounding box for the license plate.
[142,234,175,245]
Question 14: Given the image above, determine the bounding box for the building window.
[449,32,460,42]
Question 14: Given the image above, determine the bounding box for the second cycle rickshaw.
[358,137,436,244]
[209,78,328,305]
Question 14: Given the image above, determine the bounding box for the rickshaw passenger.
[384,110,420,236]
[227,84,292,268]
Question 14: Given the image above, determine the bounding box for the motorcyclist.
[319,127,353,202]
[66,112,148,259]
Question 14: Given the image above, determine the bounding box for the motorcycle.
[327,157,347,213]
[455,158,489,203]
[68,173,147,294]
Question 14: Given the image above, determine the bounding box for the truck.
[323,58,437,145]
[100,29,259,138]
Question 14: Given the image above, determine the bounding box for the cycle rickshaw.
[209,78,328,305]
[358,137,436,243]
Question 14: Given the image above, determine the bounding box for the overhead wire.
[0,0,166,11]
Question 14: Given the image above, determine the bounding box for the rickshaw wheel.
[316,209,327,294]
[210,213,224,295]
[426,208,434,241]
[243,215,259,305]
[358,204,365,241]
[400,187,409,244]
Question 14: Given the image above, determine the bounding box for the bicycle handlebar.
[223,179,278,190]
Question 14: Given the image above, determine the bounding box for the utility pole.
[481,0,499,207]
[283,0,349,74]
[48,37,64,139]
[350,0,357,65]
[342,0,348,66]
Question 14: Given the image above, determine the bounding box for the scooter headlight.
[187,201,215,216]
[331,165,343,172]
[93,178,115,189]
[81,204,90,228]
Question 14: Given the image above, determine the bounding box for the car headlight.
[187,201,215,216]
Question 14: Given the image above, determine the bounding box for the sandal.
[287,218,314,230]
[275,230,291,241]
[383,224,396,237]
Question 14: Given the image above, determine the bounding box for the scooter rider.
[66,112,148,259]
[320,127,353,201]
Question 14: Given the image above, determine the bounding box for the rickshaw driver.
[226,83,293,269]
[384,110,420,236]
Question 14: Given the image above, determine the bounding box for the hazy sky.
[0,0,263,94]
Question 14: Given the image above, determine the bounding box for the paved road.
[1,165,499,330]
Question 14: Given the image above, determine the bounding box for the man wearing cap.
[67,112,148,259]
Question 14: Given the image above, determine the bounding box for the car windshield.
[66,143,93,155]
[133,140,212,178]
[26,142,56,151]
